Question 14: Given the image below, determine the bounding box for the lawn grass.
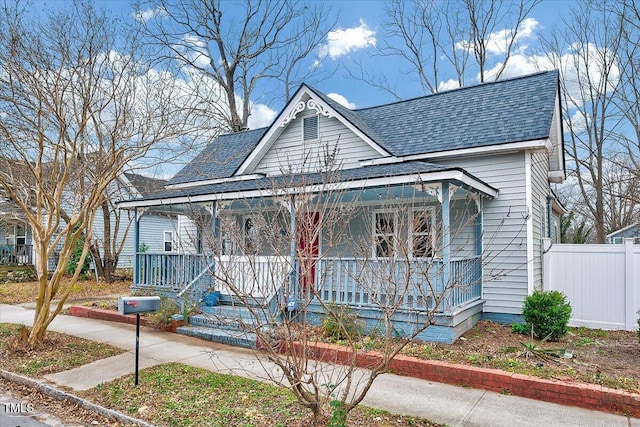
[0,278,131,304]
[0,323,125,376]
[83,363,440,427]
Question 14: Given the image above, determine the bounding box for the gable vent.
[303,115,318,141]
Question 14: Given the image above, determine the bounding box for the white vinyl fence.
[543,238,640,331]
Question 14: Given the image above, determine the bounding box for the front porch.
[0,244,33,266]
[127,174,493,343]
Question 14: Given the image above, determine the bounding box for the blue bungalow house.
[120,71,566,344]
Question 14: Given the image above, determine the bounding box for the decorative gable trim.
[235,85,390,176]
[281,99,333,127]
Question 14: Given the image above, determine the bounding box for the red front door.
[298,212,320,292]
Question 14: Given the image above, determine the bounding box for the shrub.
[66,228,92,279]
[147,297,180,327]
[511,323,529,335]
[637,309,640,344]
[522,290,572,341]
[323,304,361,341]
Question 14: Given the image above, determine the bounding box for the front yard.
[0,278,131,305]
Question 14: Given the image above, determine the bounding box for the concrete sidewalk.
[1,304,638,427]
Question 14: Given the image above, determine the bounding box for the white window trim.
[163,230,175,253]
[302,114,319,142]
[373,209,398,258]
[409,207,436,259]
[15,224,26,246]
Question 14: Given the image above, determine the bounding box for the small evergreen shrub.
[323,304,361,341]
[66,229,92,279]
[511,322,529,335]
[522,290,572,341]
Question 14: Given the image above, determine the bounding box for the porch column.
[441,182,451,312]
[289,195,297,296]
[475,198,482,256]
[211,201,219,251]
[134,208,140,286]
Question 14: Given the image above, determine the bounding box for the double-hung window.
[374,211,396,257]
[411,208,435,258]
[163,231,175,252]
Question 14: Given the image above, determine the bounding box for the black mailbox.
[118,296,161,315]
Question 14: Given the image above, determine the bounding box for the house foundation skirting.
[303,299,484,344]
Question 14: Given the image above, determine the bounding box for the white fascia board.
[118,170,498,209]
[165,174,265,190]
[235,87,390,176]
[360,139,550,166]
[116,173,142,199]
[553,92,566,173]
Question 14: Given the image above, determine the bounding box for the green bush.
[148,297,180,327]
[511,322,529,335]
[522,290,572,341]
[323,304,361,341]
[66,228,92,279]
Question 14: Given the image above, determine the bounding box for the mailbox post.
[118,296,161,386]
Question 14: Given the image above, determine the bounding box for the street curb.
[0,369,155,427]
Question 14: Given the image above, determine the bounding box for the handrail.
[176,259,216,298]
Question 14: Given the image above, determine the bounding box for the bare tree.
[357,0,540,98]
[0,2,198,344]
[543,1,631,243]
[610,0,640,215]
[136,0,334,132]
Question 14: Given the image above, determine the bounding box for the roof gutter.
[118,169,498,209]
[359,138,550,167]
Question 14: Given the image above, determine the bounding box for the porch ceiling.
[119,161,497,209]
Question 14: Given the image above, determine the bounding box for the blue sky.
[33,0,579,130]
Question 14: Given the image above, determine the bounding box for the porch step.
[189,313,270,331]
[197,304,277,326]
[176,325,257,349]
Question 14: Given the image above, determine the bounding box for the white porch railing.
[309,256,481,312]
[215,256,290,299]
[135,253,482,312]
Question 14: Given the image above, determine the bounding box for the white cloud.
[133,7,167,23]
[456,18,540,56]
[566,110,588,133]
[327,93,356,109]
[178,34,212,69]
[315,20,376,67]
[482,43,620,108]
[248,103,277,129]
[437,79,460,92]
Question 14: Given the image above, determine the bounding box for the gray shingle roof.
[168,71,558,185]
[354,70,559,156]
[124,172,167,196]
[139,161,492,201]
[168,127,268,186]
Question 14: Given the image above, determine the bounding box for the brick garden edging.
[69,306,183,333]
[70,306,640,417]
[287,341,640,417]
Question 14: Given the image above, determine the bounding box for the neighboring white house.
[0,171,177,273]
[607,223,640,244]
[121,70,566,342]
